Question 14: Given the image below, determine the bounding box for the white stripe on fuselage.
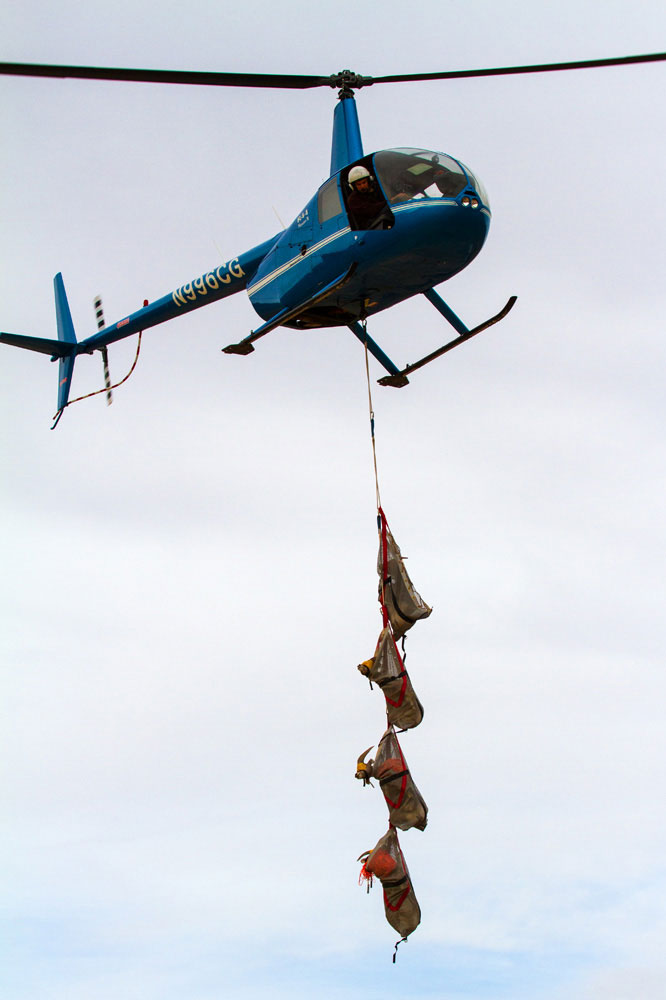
[391,197,458,213]
[247,197,490,299]
[247,226,352,298]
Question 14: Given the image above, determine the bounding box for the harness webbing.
[378,506,390,628]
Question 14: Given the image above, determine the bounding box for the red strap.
[383,771,408,810]
[383,671,408,708]
[383,632,407,707]
[382,737,408,810]
[384,883,411,911]
[395,837,412,907]
[378,506,389,628]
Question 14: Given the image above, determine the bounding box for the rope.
[365,334,392,628]
[364,334,396,634]
[364,332,381,511]
[51,332,143,426]
[392,935,408,963]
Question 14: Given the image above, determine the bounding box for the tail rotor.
[94,295,113,406]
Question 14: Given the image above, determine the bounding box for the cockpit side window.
[318,176,343,224]
[374,149,468,204]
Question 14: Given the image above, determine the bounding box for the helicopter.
[1,52,665,426]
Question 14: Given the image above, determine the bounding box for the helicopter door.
[343,158,394,231]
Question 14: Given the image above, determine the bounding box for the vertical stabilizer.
[53,273,77,414]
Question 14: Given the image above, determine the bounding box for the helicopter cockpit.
[373,148,489,208]
[334,148,490,232]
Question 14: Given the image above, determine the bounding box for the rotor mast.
[329,70,371,176]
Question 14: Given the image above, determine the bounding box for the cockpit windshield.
[457,161,490,209]
[373,148,478,206]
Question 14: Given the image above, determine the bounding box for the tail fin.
[0,272,78,426]
[53,273,77,418]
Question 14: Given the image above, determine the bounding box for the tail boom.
[0,233,280,420]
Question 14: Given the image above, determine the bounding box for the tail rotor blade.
[94,295,113,405]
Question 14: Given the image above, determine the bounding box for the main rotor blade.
[372,51,666,84]
[1,52,664,90]
[0,62,332,89]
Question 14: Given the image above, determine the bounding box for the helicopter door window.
[344,163,393,231]
[374,149,468,204]
[318,177,344,225]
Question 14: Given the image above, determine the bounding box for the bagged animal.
[356,726,428,831]
[377,507,431,640]
[358,627,424,730]
[358,825,421,941]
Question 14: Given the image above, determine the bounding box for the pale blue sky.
[2,3,666,998]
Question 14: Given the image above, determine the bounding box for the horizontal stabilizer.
[0,331,73,357]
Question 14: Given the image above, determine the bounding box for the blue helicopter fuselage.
[248,146,491,329]
[0,94,508,419]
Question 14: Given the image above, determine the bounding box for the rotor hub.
[329,69,373,97]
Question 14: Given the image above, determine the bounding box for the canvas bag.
[372,726,428,831]
[377,508,432,640]
[358,626,424,730]
[359,825,421,939]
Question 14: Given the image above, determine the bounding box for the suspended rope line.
[364,331,389,619]
[358,330,427,956]
[364,330,382,511]
[51,332,143,427]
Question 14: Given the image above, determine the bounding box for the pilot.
[347,165,391,230]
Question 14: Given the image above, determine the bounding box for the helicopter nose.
[439,199,490,274]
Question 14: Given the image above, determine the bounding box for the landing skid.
[377,290,517,387]
[223,339,255,355]
[223,264,356,356]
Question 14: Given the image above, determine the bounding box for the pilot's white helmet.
[348,165,371,188]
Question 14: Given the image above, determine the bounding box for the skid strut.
[348,320,402,378]
[377,291,517,387]
[223,264,356,356]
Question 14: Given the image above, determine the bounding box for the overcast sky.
[2,3,666,998]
